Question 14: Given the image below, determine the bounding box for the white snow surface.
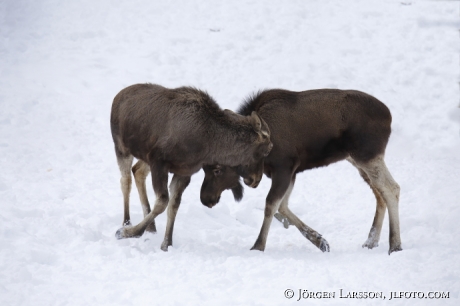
[1,0,459,305]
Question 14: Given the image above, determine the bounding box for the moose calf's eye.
[213,169,222,176]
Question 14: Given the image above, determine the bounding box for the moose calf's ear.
[251,111,262,131]
[259,117,270,137]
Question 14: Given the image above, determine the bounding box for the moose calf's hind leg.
[355,167,387,249]
[117,155,134,227]
[360,157,402,255]
[362,185,386,249]
[116,163,170,239]
[132,160,156,233]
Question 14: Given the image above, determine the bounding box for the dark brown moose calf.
[110,83,272,251]
[200,89,402,255]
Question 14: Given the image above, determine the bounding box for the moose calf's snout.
[244,177,259,188]
[200,195,221,208]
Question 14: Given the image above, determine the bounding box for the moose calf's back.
[111,84,214,166]
[245,89,392,169]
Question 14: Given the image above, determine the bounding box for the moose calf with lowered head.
[110,83,272,251]
[200,89,402,255]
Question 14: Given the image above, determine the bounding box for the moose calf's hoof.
[319,238,330,253]
[160,242,169,252]
[250,244,265,252]
[115,227,127,239]
[160,237,172,252]
[115,227,141,239]
[274,212,293,229]
[388,245,403,255]
[362,239,379,249]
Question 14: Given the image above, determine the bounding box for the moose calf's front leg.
[278,207,330,252]
[276,178,329,252]
[251,172,291,251]
[160,175,191,251]
[251,201,281,251]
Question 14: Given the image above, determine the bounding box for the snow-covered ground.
[1,0,459,305]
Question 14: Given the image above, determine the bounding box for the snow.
[1,0,459,305]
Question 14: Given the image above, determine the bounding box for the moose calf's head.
[200,160,265,208]
[223,110,272,163]
[200,111,271,208]
[200,165,243,208]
